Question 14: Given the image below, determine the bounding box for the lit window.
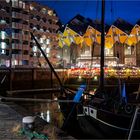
[19,1,23,8]
[105,48,113,56]
[46,39,50,45]
[6,60,10,67]
[1,49,6,54]
[57,55,60,58]
[19,60,22,65]
[40,38,43,43]
[6,0,10,3]
[48,10,53,16]
[33,46,37,52]
[42,44,46,50]
[30,5,34,10]
[40,28,44,32]
[1,31,6,39]
[23,2,25,9]
[1,42,6,49]
[125,46,131,55]
[13,60,18,65]
[46,47,50,53]
[42,8,46,14]
[0,20,6,24]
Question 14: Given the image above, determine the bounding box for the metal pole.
[128,106,139,140]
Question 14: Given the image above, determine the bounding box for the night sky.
[36,0,140,25]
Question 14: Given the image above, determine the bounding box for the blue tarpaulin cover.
[73,84,86,103]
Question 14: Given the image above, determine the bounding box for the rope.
[19,128,48,140]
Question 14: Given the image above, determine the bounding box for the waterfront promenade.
[0,103,27,140]
[0,102,76,140]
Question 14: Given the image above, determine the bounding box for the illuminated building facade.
[0,0,59,68]
[58,15,140,68]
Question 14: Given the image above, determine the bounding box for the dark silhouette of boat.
[30,3,140,138]
[76,0,140,139]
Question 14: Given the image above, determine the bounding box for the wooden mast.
[100,0,105,93]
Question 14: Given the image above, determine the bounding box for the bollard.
[22,116,35,132]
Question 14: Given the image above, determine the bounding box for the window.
[30,5,34,10]
[23,41,28,45]
[125,46,131,55]
[12,59,18,66]
[1,49,6,54]
[23,50,28,55]
[1,42,6,49]
[41,8,46,14]
[1,31,6,39]
[105,48,113,56]
[46,38,50,45]
[48,10,53,16]
[40,38,44,43]
[33,46,37,52]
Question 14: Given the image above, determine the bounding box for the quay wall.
[0,68,140,96]
[0,68,66,96]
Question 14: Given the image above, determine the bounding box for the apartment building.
[0,0,60,68]
[58,15,140,67]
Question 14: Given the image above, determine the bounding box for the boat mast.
[100,0,105,93]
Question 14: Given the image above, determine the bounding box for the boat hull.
[77,107,140,139]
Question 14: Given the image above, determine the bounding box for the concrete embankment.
[0,102,76,140]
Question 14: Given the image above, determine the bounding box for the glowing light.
[46,39,50,45]
[6,0,10,3]
[94,76,98,81]
[1,42,6,49]
[40,38,43,43]
[46,47,50,53]
[47,110,50,123]
[78,75,82,79]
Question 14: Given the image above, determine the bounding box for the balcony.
[12,12,29,20]
[22,24,29,30]
[12,1,23,9]
[22,45,29,50]
[22,55,29,60]
[12,54,22,59]
[12,12,21,19]
[12,43,22,50]
[22,35,29,41]
[12,1,19,8]
[12,22,23,29]
[12,33,22,39]
[0,24,9,29]
[0,10,10,18]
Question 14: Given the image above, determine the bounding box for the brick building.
[0,0,60,68]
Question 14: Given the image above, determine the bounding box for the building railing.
[12,33,22,39]
[12,43,22,49]
[22,45,29,50]
[22,55,29,60]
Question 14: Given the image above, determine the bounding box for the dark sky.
[36,0,140,25]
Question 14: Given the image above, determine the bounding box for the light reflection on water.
[18,95,64,129]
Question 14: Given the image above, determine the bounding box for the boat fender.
[124,104,133,114]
